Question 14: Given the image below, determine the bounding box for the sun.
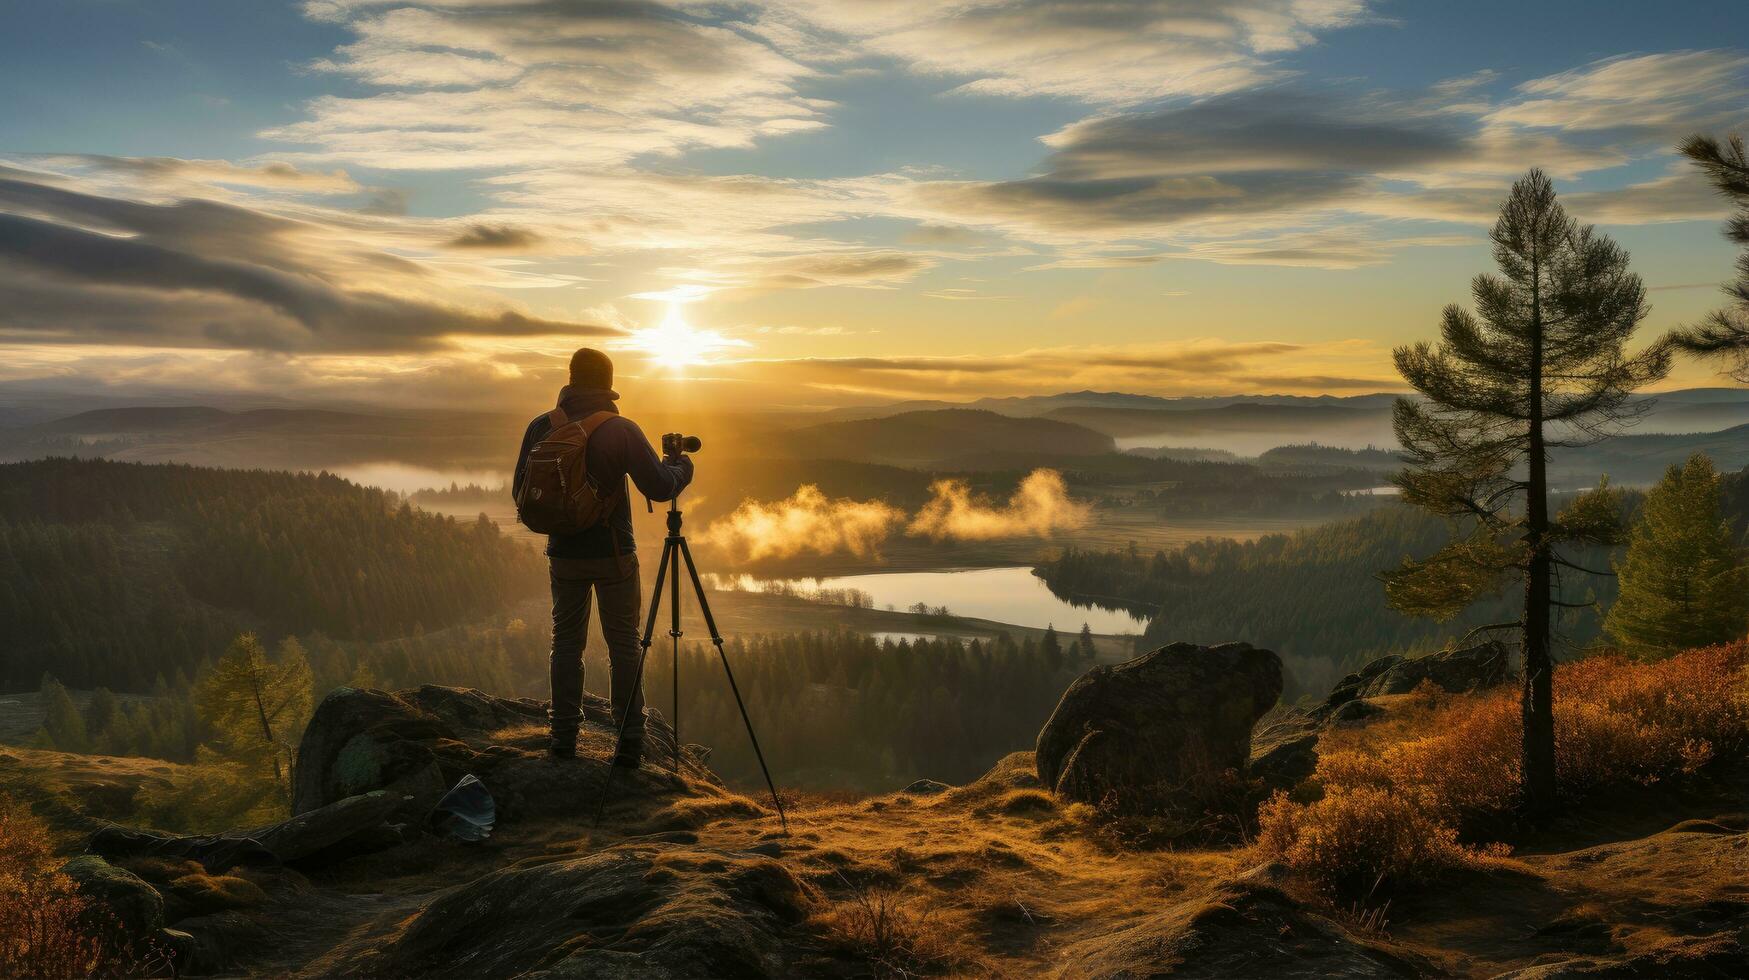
[622,304,747,374]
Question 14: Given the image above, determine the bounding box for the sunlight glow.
[618,303,751,374]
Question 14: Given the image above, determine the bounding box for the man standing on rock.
[512,348,693,766]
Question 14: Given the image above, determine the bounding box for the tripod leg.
[677,538,789,835]
[670,530,682,775]
[592,539,673,828]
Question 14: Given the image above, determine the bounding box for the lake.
[708,566,1147,634]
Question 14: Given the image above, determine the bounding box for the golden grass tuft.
[638,793,767,832]
[167,871,271,914]
[1259,641,1749,895]
[990,788,1059,817]
[812,876,989,978]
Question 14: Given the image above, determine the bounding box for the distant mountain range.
[0,404,525,473]
[779,409,1116,464]
[814,389,1407,421]
[3,388,1744,485]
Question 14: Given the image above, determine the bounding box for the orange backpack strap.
[546,407,569,430]
[576,410,617,436]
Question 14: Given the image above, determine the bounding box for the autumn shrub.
[1260,641,1749,895]
[0,803,113,978]
[1256,785,1507,894]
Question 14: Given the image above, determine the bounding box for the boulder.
[60,854,165,940]
[1036,642,1282,813]
[291,685,718,821]
[1247,712,1321,797]
[322,843,827,978]
[253,789,410,863]
[90,789,413,871]
[1314,641,1509,720]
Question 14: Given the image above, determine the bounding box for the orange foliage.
[0,803,107,979]
[1260,641,1748,894]
[1256,785,1507,893]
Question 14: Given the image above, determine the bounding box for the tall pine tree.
[1383,169,1668,814]
[1606,454,1749,656]
[1670,133,1749,380]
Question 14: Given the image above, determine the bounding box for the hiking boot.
[611,740,642,768]
[549,733,577,759]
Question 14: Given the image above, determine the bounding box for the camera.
[662,432,702,457]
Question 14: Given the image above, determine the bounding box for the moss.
[332,733,383,796]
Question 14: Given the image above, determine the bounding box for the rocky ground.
[8,644,1746,978]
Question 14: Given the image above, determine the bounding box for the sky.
[1,0,1745,412]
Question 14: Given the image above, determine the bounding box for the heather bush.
[1259,641,1749,895]
[1256,786,1506,893]
[0,803,113,978]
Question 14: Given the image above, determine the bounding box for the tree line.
[33,622,1099,816]
[0,458,545,692]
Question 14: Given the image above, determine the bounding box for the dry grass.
[813,863,991,978]
[1259,641,1749,895]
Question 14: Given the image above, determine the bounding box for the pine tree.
[1606,455,1749,656]
[1078,623,1096,662]
[85,687,121,750]
[194,634,314,804]
[1669,133,1749,380]
[1040,625,1063,672]
[38,674,88,753]
[1382,169,1669,815]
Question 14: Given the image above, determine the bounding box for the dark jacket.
[512,385,693,560]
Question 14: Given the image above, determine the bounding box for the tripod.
[593,493,789,834]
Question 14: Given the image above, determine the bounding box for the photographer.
[512,348,692,766]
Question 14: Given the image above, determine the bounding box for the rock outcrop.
[1313,640,1510,721]
[317,843,833,978]
[1251,641,1514,796]
[91,787,418,872]
[1060,871,1433,978]
[59,854,165,941]
[1246,713,1322,796]
[291,684,717,820]
[1036,642,1282,813]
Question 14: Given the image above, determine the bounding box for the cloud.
[893,61,1733,250]
[0,169,614,353]
[893,88,1513,241]
[446,223,545,250]
[701,485,906,561]
[1489,50,1749,135]
[908,469,1091,541]
[901,224,991,246]
[1566,170,1733,226]
[273,1,825,170]
[738,250,933,290]
[710,339,1389,401]
[35,155,362,193]
[760,0,1377,104]
[1163,230,1476,269]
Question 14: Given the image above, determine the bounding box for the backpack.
[515,408,621,535]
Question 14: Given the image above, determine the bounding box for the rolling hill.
[0,458,544,692]
[778,409,1115,464]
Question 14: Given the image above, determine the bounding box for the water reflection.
[707,566,1146,634]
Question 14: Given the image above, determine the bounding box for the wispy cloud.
[0,168,614,353]
[758,0,1378,104]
